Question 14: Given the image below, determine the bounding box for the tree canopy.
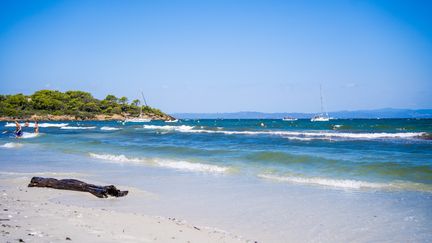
[0,90,166,119]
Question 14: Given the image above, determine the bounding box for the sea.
[1,119,431,242]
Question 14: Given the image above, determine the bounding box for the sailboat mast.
[141,92,148,107]
[320,85,324,115]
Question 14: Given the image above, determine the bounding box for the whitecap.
[0,142,23,148]
[155,160,228,173]
[5,122,68,128]
[21,132,39,138]
[89,153,142,163]
[141,125,426,140]
[100,126,121,131]
[89,153,228,173]
[142,125,194,132]
[284,137,314,141]
[60,126,96,130]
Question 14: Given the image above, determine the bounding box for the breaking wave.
[100,126,121,131]
[89,153,229,173]
[1,142,23,148]
[60,126,96,130]
[21,132,39,138]
[143,125,194,132]
[258,174,432,192]
[141,125,426,140]
[5,122,68,128]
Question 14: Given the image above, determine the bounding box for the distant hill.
[172,108,432,119]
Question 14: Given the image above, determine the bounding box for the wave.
[100,126,121,131]
[0,171,86,177]
[141,125,427,140]
[5,122,68,128]
[0,142,23,148]
[60,126,96,130]
[157,160,228,173]
[89,153,142,163]
[89,153,229,173]
[21,132,39,138]
[143,125,195,132]
[258,174,432,192]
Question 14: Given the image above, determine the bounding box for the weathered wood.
[28,177,128,198]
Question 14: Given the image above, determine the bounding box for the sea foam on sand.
[258,174,432,192]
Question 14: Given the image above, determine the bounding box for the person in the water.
[34,120,39,134]
[14,120,23,138]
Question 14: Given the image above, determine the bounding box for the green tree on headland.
[0,90,170,120]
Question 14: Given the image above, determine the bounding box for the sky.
[0,0,431,113]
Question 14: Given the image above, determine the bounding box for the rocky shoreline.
[0,114,176,122]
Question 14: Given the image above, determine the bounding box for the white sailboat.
[282,117,297,121]
[311,85,330,122]
[124,92,151,123]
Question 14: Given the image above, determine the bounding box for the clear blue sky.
[0,0,431,113]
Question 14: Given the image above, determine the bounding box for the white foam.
[141,125,426,140]
[100,126,121,131]
[285,137,314,141]
[258,174,432,192]
[5,122,68,128]
[156,160,228,173]
[89,153,142,163]
[89,153,228,173]
[60,126,96,130]
[143,125,194,132]
[1,142,23,148]
[258,174,386,189]
[21,132,39,138]
[0,171,86,177]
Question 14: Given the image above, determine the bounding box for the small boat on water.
[282,117,297,121]
[124,92,152,123]
[311,85,330,122]
[311,115,329,122]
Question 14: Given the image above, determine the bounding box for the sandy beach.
[0,175,248,243]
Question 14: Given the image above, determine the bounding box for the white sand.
[0,176,249,243]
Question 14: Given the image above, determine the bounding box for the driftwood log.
[28,177,128,198]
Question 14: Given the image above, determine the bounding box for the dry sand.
[0,175,250,243]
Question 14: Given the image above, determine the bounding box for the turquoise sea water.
[1,119,432,241]
[2,119,431,191]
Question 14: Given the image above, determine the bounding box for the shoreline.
[0,175,249,243]
[0,114,175,122]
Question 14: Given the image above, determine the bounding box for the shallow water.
[1,119,431,242]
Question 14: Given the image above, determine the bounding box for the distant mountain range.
[172,108,432,119]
